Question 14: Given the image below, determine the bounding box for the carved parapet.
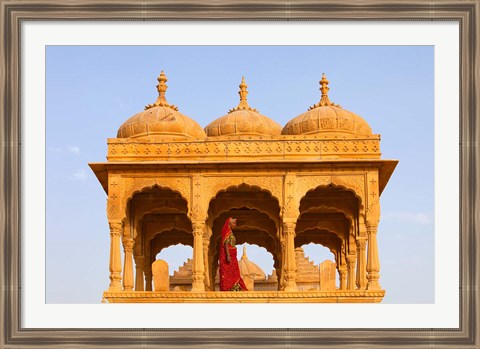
[107,136,381,162]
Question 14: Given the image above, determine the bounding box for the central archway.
[206,184,281,291]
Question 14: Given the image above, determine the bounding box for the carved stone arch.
[296,175,365,211]
[208,199,280,229]
[330,176,365,209]
[128,186,191,246]
[294,228,342,259]
[149,229,194,264]
[145,219,193,244]
[211,228,278,262]
[296,220,347,239]
[204,177,283,212]
[299,205,355,242]
[300,205,355,224]
[121,177,191,217]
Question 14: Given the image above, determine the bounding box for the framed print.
[1,1,479,348]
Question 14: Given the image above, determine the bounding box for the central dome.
[117,71,206,140]
[282,74,372,137]
[204,77,282,137]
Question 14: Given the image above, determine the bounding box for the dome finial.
[309,73,341,110]
[228,76,258,113]
[242,244,248,260]
[145,70,178,111]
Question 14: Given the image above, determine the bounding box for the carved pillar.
[108,220,123,291]
[346,255,356,290]
[202,237,210,289]
[191,221,205,292]
[283,221,297,291]
[122,237,134,291]
[366,224,381,290]
[339,266,347,290]
[356,237,367,290]
[134,256,145,291]
[279,240,286,290]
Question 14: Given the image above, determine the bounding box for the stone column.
[202,237,210,289]
[366,224,381,290]
[356,237,367,290]
[279,241,286,291]
[191,221,205,292]
[346,255,356,290]
[134,256,145,291]
[283,221,297,291]
[108,220,123,291]
[122,238,134,291]
[339,266,347,290]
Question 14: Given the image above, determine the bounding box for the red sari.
[219,218,248,291]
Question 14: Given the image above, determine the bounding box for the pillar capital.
[192,221,205,235]
[109,220,122,234]
[122,237,134,252]
[282,221,296,235]
[356,237,367,250]
[346,255,356,264]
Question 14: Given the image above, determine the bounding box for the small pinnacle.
[228,76,258,113]
[308,73,341,110]
[145,70,178,111]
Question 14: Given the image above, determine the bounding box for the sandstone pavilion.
[90,71,398,303]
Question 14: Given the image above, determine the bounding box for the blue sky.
[46,45,434,304]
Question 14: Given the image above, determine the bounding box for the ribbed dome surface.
[282,105,372,136]
[205,109,281,137]
[205,77,281,137]
[116,71,206,140]
[117,106,206,140]
[282,74,372,137]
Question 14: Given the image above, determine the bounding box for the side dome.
[117,71,206,140]
[282,74,372,137]
[204,77,282,137]
[238,246,266,281]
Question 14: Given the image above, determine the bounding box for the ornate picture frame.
[1,1,478,348]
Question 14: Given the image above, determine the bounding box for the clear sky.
[46,45,434,304]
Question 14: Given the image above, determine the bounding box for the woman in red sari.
[218,217,248,291]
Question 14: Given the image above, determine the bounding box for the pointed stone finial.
[228,77,258,113]
[145,70,178,110]
[242,245,248,260]
[309,73,341,110]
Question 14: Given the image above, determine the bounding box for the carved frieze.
[107,137,380,161]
